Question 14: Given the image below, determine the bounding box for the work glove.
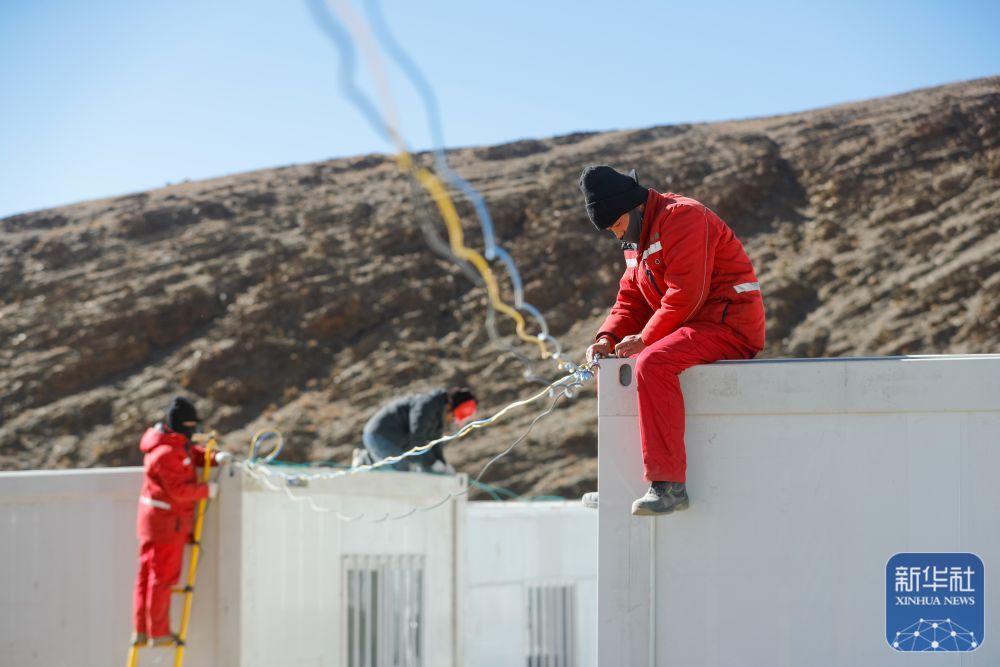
[430,460,456,475]
[208,482,219,499]
[215,451,233,465]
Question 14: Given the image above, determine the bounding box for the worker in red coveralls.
[131,396,231,646]
[579,166,766,516]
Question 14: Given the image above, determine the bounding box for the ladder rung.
[171,585,194,594]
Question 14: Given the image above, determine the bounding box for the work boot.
[130,631,147,646]
[631,481,689,516]
[148,634,178,647]
[581,491,598,509]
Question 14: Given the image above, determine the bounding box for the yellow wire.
[328,0,550,359]
[409,162,547,357]
[248,429,284,462]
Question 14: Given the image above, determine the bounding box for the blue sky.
[1,0,997,218]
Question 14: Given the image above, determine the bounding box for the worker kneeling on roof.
[131,396,232,647]
[580,165,766,516]
[357,386,477,473]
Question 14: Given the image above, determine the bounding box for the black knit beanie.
[446,386,477,409]
[165,396,199,436]
[579,165,650,230]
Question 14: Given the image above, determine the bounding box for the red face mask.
[452,400,477,424]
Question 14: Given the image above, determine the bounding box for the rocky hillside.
[2,77,998,498]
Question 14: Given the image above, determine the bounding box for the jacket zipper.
[644,266,664,298]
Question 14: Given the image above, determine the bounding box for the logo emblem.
[886,553,984,651]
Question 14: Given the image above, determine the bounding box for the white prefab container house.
[214,467,467,667]
[0,468,146,666]
[597,355,1000,667]
[0,465,467,667]
[465,501,597,667]
[5,353,999,667]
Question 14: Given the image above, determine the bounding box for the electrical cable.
[306,0,557,363]
[405,176,545,378]
[242,361,591,481]
[232,1,603,522]
[362,0,559,356]
[239,385,572,522]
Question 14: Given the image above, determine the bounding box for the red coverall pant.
[635,321,760,482]
[133,540,186,637]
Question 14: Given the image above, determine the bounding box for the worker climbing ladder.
[126,435,216,667]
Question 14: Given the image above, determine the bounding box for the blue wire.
[305,0,396,145]
[306,0,560,363]
[362,0,556,347]
[362,0,497,256]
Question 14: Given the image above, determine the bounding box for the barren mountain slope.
[1,77,998,497]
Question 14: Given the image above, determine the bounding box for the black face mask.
[608,209,643,241]
[623,207,643,244]
[614,208,643,250]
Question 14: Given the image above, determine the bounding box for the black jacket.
[363,389,448,462]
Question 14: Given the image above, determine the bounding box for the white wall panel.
[0,467,220,667]
[0,465,464,667]
[597,355,1000,667]
[465,502,597,667]
[221,468,466,667]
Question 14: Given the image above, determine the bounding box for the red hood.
[139,423,188,453]
[637,189,677,251]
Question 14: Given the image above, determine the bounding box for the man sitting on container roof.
[355,386,477,473]
[579,165,766,516]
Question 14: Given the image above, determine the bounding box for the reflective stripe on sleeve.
[625,258,637,267]
[642,241,662,259]
[139,496,172,511]
[733,281,761,294]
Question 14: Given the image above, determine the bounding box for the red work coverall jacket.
[133,423,216,636]
[597,189,765,349]
[136,424,214,542]
[596,189,765,482]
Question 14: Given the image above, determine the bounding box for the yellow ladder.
[127,435,216,667]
